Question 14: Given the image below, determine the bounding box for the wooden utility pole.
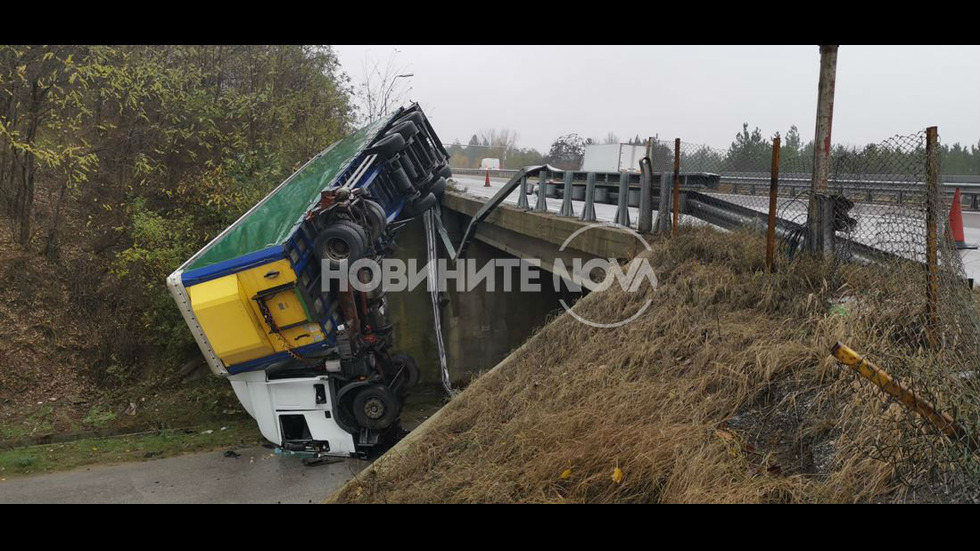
[808,45,838,255]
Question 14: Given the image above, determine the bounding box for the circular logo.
[555,223,657,328]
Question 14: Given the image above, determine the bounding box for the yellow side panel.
[273,323,327,352]
[262,289,309,329]
[237,259,297,296]
[237,259,323,353]
[189,274,274,366]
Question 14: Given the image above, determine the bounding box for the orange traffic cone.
[949,188,976,250]
[485,169,491,187]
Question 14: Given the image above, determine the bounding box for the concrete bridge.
[390,165,980,388]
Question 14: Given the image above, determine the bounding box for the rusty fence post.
[925,126,940,349]
[766,136,781,272]
[672,138,681,234]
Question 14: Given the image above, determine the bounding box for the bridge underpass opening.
[384,210,584,390]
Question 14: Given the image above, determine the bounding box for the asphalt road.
[0,447,368,504]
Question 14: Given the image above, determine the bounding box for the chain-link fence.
[827,131,980,496]
[649,130,980,497]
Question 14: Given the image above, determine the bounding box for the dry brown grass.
[334,226,980,503]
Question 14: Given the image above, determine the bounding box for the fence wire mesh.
[649,131,980,498]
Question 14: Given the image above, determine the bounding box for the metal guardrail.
[684,191,898,266]
[451,168,909,268]
[453,167,717,188]
[719,173,980,209]
[454,167,980,208]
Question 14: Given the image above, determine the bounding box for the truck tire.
[425,176,447,197]
[386,120,419,141]
[352,384,401,431]
[389,165,415,193]
[362,199,388,242]
[399,155,419,181]
[396,111,424,127]
[435,163,453,180]
[401,192,438,218]
[366,133,406,158]
[386,354,420,392]
[314,220,369,269]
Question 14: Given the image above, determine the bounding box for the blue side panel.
[226,342,334,375]
[181,246,286,287]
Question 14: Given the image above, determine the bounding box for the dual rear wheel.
[348,354,420,432]
[313,199,388,268]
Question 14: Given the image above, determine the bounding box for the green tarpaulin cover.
[187,119,387,271]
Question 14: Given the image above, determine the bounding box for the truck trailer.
[167,104,451,458]
[580,143,646,174]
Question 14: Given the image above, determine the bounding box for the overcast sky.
[333,45,979,152]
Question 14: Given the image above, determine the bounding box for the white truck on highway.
[480,158,501,170]
[581,143,646,173]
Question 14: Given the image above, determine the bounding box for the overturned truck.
[167,104,451,457]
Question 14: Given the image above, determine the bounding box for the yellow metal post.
[831,342,976,451]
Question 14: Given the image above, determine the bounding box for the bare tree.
[603,132,620,144]
[357,49,413,124]
[477,128,519,167]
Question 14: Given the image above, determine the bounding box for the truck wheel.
[386,354,420,391]
[352,384,401,431]
[396,111,424,127]
[435,163,453,180]
[335,394,360,435]
[314,220,369,268]
[362,199,388,242]
[401,192,438,218]
[366,133,406,158]
[386,120,419,140]
[426,177,447,197]
[389,165,415,193]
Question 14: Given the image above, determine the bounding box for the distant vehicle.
[581,143,646,173]
[480,157,501,170]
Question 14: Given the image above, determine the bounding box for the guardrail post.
[559,171,575,217]
[766,136,781,272]
[925,126,940,349]
[672,138,681,234]
[638,158,653,233]
[535,169,548,212]
[580,172,597,222]
[516,175,529,209]
[615,172,631,227]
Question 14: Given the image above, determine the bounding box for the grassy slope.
[0,205,251,461]
[336,226,978,503]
